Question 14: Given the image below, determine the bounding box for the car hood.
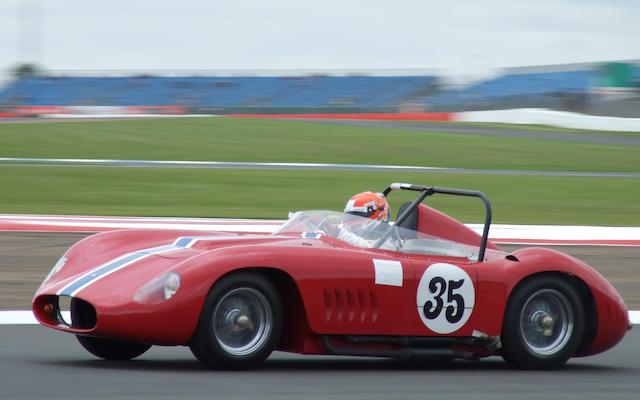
[36,228,295,297]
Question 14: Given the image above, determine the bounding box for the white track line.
[1,215,639,245]
[0,311,37,324]
[1,157,639,178]
[0,214,282,224]
[5,221,278,233]
[1,310,637,325]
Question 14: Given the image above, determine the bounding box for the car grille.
[57,296,97,329]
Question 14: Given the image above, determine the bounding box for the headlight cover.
[134,272,181,304]
[43,255,67,284]
[163,273,181,300]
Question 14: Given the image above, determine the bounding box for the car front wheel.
[189,272,283,370]
[501,276,585,370]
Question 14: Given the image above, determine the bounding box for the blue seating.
[0,75,437,108]
[420,70,598,107]
[1,68,625,110]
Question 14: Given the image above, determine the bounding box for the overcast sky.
[0,0,638,81]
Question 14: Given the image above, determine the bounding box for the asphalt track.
[0,324,637,400]
[1,233,638,399]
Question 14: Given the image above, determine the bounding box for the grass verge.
[1,118,639,172]
[2,165,639,225]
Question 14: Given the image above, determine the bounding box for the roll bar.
[376,183,492,263]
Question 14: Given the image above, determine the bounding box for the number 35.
[422,277,465,323]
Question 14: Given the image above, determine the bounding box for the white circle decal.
[416,263,475,334]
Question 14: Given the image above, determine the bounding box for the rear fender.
[473,247,628,355]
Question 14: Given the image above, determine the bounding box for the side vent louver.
[323,288,378,323]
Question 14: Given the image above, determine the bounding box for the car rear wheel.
[76,335,151,360]
[189,272,283,370]
[501,276,585,370]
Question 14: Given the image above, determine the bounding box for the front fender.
[35,229,233,297]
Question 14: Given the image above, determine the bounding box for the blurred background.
[1,0,639,116]
[0,0,638,224]
[2,62,638,116]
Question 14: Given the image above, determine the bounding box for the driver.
[343,191,390,223]
[338,192,394,248]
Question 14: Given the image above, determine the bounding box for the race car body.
[33,183,630,370]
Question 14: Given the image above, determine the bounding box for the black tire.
[501,276,585,370]
[76,335,151,360]
[189,272,283,370]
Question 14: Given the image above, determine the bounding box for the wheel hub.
[530,310,555,337]
[519,289,574,356]
[540,315,554,337]
[212,287,273,356]
[234,314,254,332]
[225,309,255,333]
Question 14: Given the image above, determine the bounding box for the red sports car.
[33,183,631,370]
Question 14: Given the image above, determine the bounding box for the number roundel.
[416,263,475,334]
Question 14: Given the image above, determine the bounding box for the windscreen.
[274,210,478,259]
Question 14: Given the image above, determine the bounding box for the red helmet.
[344,192,390,221]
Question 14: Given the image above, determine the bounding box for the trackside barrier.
[7,105,188,117]
[229,112,454,121]
[455,108,640,132]
[5,107,640,131]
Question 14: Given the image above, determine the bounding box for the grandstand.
[0,63,638,115]
[421,69,598,109]
[0,75,438,111]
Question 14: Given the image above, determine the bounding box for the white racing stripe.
[57,235,262,297]
[2,310,638,325]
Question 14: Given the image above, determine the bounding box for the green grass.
[1,117,639,172]
[1,165,639,225]
[1,117,639,225]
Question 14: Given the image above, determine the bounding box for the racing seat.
[395,201,418,231]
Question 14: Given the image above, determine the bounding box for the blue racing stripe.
[58,244,185,296]
[56,236,200,297]
[174,237,195,247]
[59,252,147,296]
